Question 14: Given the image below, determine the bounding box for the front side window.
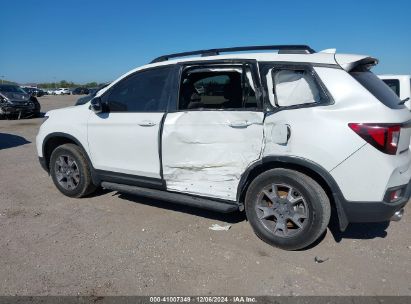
[179,65,258,110]
[108,67,172,112]
[381,79,400,97]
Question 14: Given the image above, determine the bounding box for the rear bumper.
[340,180,411,223]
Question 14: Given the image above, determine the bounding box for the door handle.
[138,121,156,127]
[228,120,252,128]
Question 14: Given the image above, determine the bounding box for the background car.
[0,84,41,118]
[54,88,70,95]
[75,83,109,105]
[71,87,90,95]
[23,87,45,97]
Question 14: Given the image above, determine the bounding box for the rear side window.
[350,72,404,109]
[259,63,331,108]
[272,69,323,107]
[108,67,172,112]
[381,79,400,97]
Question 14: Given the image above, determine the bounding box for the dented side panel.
[162,111,264,201]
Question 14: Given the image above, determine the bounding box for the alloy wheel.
[255,183,309,237]
[54,155,80,190]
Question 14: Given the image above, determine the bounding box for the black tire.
[245,168,331,250]
[30,96,41,114]
[50,143,97,198]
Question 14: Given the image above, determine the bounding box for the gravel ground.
[0,95,410,296]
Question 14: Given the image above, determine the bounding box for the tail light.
[349,123,401,155]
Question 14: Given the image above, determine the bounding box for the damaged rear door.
[162,61,265,201]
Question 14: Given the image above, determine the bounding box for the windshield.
[0,85,27,94]
[350,71,405,109]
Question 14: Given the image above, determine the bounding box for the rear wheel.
[245,168,330,250]
[50,143,96,198]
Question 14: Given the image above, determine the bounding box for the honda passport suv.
[36,45,411,250]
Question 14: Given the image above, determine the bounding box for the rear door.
[161,61,265,201]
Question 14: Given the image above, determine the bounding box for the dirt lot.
[0,95,411,296]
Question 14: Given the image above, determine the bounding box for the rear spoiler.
[334,54,379,72]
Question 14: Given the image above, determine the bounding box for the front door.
[88,66,173,179]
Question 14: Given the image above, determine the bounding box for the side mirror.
[90,97,103,114]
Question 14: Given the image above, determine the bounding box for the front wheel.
[50,143,97,198]
[245,168,331,250]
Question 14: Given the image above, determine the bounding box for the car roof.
[97,51,373,97]
[147,52,337,66]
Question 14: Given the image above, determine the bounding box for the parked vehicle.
[75,83,109,106]
[36,45,411,250]
[54,88,70,95]
[46,89,55,95]
[71,87,90,95]
[23,87,45,97]
[0,84,41,118]
[379,75,411,109]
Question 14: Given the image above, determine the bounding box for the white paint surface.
[87,112,164,178]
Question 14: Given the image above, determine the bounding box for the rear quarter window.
[350,71,404,109]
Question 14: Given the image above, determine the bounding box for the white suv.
[54,88,70,95]
[36,45,411,250]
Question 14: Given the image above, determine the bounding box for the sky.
[1,0,410,84]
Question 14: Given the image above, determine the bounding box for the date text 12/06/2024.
[149,297,257,303]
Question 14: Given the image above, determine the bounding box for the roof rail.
[150,45,316,63]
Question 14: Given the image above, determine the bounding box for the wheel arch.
[42,133,94,177]
[237,156,349,231]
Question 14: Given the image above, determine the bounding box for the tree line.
[0,79,105,88]
[37,80,105,89]
[0,79,17,85]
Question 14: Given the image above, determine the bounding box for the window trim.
[168,60,264,113]
[100,65,177,113]
[259,62,334,113]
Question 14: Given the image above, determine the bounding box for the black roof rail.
[150,45,316,63]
